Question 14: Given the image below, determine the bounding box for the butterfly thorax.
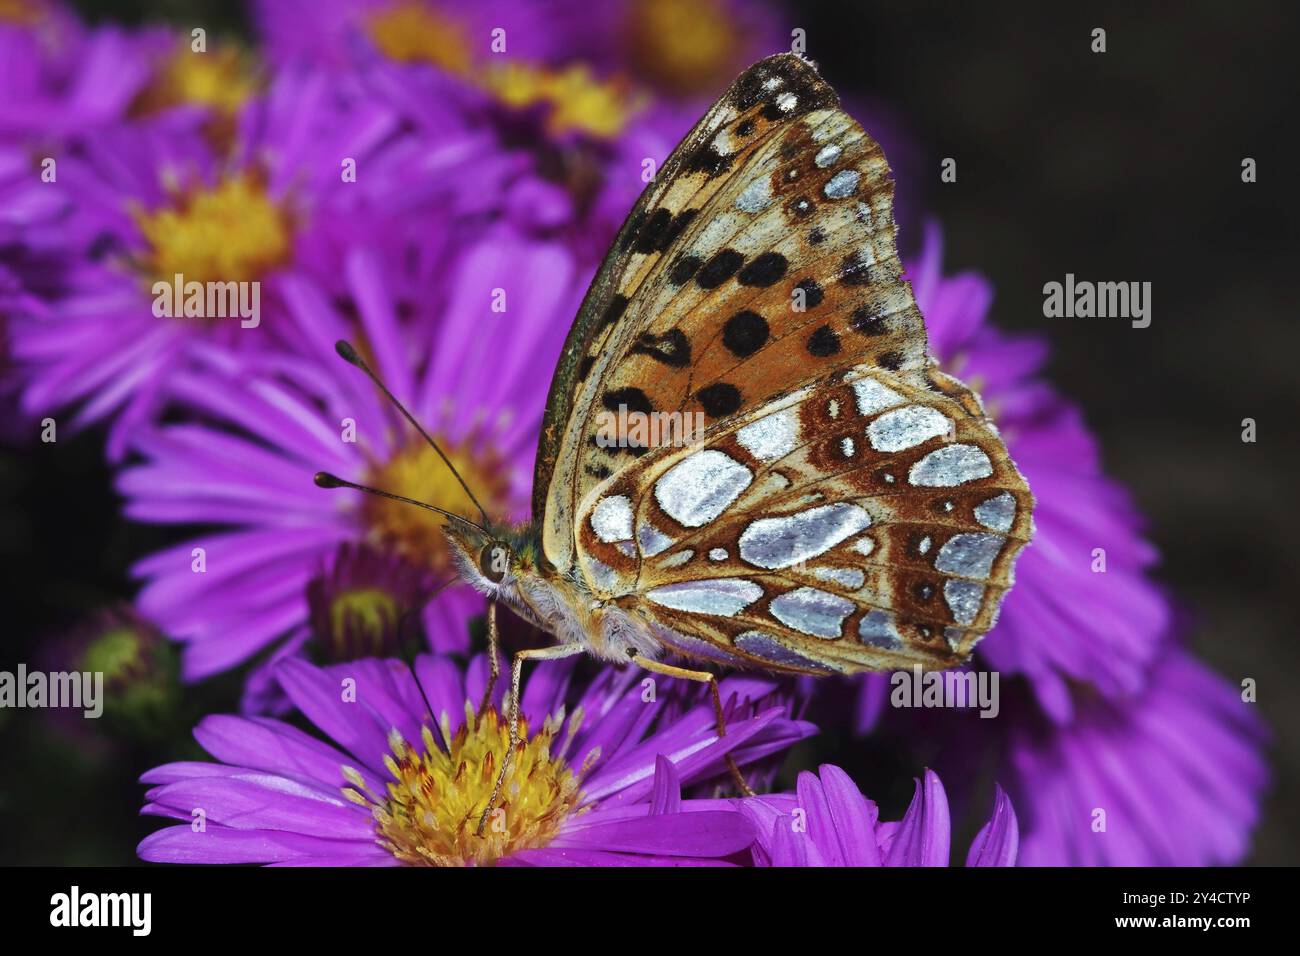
[443,521,665,664]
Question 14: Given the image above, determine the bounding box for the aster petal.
[555,809,754,858]
[145,775,373,838]
[882,770,951,866]
[650,755,682,816]
[274,656,391,770]
[191,714,382,795]
[965,785,1019,867]
[138,825,385,865]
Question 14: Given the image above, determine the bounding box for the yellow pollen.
[329,588,399,656]
[134,43,258,119]
[483,62,645,139]
[0,0,42,24]
[363,435,508,573]
[365,1,472,74]
[132,172,293,285]
[625,0,739,96]
[345,703,597,866]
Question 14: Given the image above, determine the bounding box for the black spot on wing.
[722,310,769,357]
[598,294,629,332]
[688,143,733,178]
[632,207,672,254]
[794,278,824,309]
[603,387,653,415]
[850,306,887,336]
[840,252,876,286]
[631,328,691,367]
[619,210,647,252]
[788,196,815,219]
[697,249,743,289]
[877,350,904,371]
[806,325,841,357]
[669,254,703,286]
[696,382,742,418]
[658,208,698,251]
[738,252,788,287]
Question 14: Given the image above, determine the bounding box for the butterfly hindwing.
[574,365,1033,674]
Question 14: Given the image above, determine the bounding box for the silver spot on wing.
[823,169,861,199]
[654,450,752,527]
[866,405,951,452]
[974,492,1016,532]
[591,495,633,543]
[908,444,992,487]
[944,579,985,625]
[736,409,797,462]
[858,610,902,650]
[734,631,840,673]
[637,523,674,557]
[934,533,1003,579]
[738,503,872,570]
[769,587,854,638]
[852,377,905,416]
[646,579,763,616]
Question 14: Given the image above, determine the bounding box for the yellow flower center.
[134,43,258,118]
[365,2,642,139]
[363,435,509,573]
[483,62,645,139]
[133,172,293,285]
[343,704,597,866]
[365,1,472,74]
[329,588,400,656]
[0,0,42,24]
[625,0,740,96]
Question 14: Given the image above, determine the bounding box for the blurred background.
[2,0,1296,864]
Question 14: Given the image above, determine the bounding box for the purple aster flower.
[1001,644,1268,866]
[116,223,584,681]
[0,3,155,139]
[743,765,1018,866]
[253,0,703,254]
[6,62,430,459]
[550,0,789,103]
[902,226,1171,721]
[253,0,787,104]
[138,652,814,866]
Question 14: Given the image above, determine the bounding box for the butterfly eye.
[479,543,510,583]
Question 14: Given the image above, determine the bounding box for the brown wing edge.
[530,53,840,531]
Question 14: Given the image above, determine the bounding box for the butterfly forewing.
[535,53,1033,673]
[536,53,929,570]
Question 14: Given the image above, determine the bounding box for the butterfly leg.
[629,655,756,797]
[476,601,500,717]
[476,641,586,836]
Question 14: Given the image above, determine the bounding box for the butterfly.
[319,52,1033,826]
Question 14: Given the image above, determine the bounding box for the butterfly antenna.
[332,339,491,525]
[314,471,488,535]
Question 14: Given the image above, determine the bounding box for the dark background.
[1,1,1295,864]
